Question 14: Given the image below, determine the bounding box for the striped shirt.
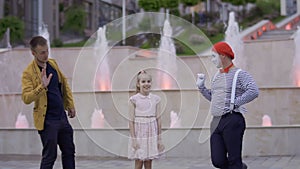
[199,67,259,116]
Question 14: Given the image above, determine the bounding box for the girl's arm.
[156,103,162,141]
[129,101,136,139]
[156,102,165,152]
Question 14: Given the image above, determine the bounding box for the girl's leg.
[135,160,143,169]
[144,160,152,169]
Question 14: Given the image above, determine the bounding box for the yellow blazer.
[22,58,75,130]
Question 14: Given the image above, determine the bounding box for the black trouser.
[210,112,246,169]
[38,119,75,169]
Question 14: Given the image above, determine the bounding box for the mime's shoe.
[242,162,248,169]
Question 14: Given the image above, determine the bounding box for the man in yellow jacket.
[22,36,76,169]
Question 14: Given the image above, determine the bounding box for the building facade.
[0,0,137,43]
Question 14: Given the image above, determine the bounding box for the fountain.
[94,26,111,91]
[15,112,29,128]
[292,27,300,86]
[38,24,51,58]
[0,45,26,128]
[0,28,11,49]
[225,11,245,69]
[1,12,300,158]
[262,114,272,127]
[91,108,105,128]
[157,12,177,89]
[6,28,12,49]
[170,111,181,128]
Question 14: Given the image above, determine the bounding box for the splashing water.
[170,111,181,128]
[91,108,105,128]
[0,28,11,49]
[5,28,11,49]
[39,24,52,58]
[15,112,29,128]
[262,114,272,127]
[225,12,245,69]
[157,13,177,89]
[94,26,111,91]
[0,48,25,127]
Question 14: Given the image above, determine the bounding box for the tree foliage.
[0,16,24,43]
[256,0,279,15]
[161,0,179,9]
[138,0,161,12]
[248,0,256,3]
[63,5,86,34]
[221,0,256,6]
[180,0,200,6]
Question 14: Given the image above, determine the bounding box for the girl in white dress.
[128,70,164,169]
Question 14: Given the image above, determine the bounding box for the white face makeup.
[211,51,222,68]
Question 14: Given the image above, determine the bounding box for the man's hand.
[41,67,52,88]
[68,108,76,118]
[196,73,206,89]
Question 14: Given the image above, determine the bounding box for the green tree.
[138,0,161,12]
[180,0,199,6]
[63,5,86,34]
[256,0,279,15]
[161,0,179,9]
[161,0,180,16]
[222,0,256,5]
[0,16,24,43]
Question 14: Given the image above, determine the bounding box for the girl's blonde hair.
[136,70,152,93]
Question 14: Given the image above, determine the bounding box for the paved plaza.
[0,155,300,169]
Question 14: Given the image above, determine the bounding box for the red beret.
[212,42,234,59]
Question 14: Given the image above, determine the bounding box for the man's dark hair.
[29,36,47,50]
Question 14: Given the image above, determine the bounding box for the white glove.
[196,73,206,89]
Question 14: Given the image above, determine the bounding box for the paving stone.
[0,155,298,169]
